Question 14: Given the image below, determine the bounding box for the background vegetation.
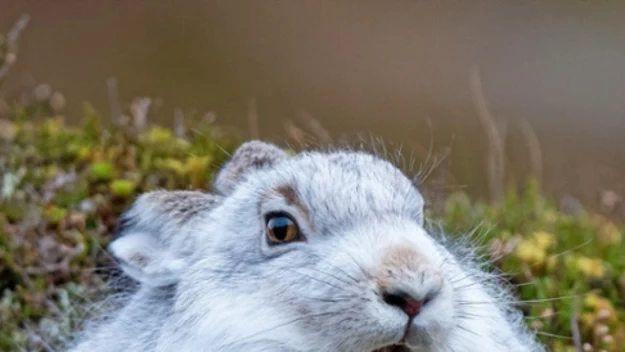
[1,15,624,352]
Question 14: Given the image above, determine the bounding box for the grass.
[434,184,625,352]
[1,15,624,352]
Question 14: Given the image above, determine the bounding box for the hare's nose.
[382,290,430,318]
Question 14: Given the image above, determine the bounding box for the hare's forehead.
[258,151,423,219]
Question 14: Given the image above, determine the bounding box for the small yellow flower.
[584,293,601,309]
[77,146,92,161]
[186,155,212,188]
[576,256,606,280]
[598,221,622,245]
[40,116,63,135]
[581,312,595,327]
[156,158,186,176]
[144,126,173,144]
[583,293,618,324]
[542,210,558,225]
[515,239,546,267]
[185,155,211,174]
[532,231,556,250]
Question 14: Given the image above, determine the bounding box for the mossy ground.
[1,105,624,352]
[1,24,624,352]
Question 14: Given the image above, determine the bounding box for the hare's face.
[88,140,544,352]
[176,143,458,351]
[108,142,465,351]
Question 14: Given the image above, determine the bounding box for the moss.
[90,162,114,181]
[1,108,623,352]
[435,188,625,352]
[41,205,67,225]
[109,179,136,198]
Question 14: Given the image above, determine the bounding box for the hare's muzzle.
[382,290,427,318]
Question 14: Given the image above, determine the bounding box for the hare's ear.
[108,190,221,287]
[214,140,289,196]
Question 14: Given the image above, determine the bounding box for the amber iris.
[266,214,300,244]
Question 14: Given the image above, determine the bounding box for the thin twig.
[300,111,332,146]
[570,296,583,352]
[469,67,505,205]
[0,14,30,84]
[284,119,308,147]
[130,97,151,131]
[518,118,543,189]
[106,77,121,125]
[174,107,185,138]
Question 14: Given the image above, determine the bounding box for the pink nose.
[382,291,427,318]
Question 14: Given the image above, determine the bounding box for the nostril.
[382,291,424,318]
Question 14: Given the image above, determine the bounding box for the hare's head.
[106,141,528,351]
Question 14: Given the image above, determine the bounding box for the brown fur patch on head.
[272,184,313,228]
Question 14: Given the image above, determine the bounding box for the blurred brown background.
[1,0,624,215]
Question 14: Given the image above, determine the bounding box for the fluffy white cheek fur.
[158,292,310,352]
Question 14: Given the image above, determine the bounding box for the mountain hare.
[68,141,546,352]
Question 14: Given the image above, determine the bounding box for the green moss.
[1,108,623,352]
[434,189,625,352]
[109,179,136,198]
[41,205,67,225]
[90,162,114,181]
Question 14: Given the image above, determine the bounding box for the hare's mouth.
[372,346,410,352]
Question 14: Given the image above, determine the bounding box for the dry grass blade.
[106,77,121,125]
[284,119,309,147]
[0,14,30,85]
[174,107,185,139]
[570,296,583,352]
[300,111,332,146]
[518,118,543,190]
[130,97,151,131]
[469,68,505,205]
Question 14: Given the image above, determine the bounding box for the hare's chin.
[372,345,410,352]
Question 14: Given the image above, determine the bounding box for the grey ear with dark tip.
[213,140,289,196]
[108,190,221,287]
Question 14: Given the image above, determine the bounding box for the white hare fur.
[68,141,546,352]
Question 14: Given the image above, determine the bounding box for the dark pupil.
[270,217,291,240]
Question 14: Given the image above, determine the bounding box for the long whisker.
[226,311,337,349]
[455,292,590,307]
[263,263,351,293]
[314,256,361,284]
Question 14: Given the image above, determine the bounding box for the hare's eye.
[266,214,300,244]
